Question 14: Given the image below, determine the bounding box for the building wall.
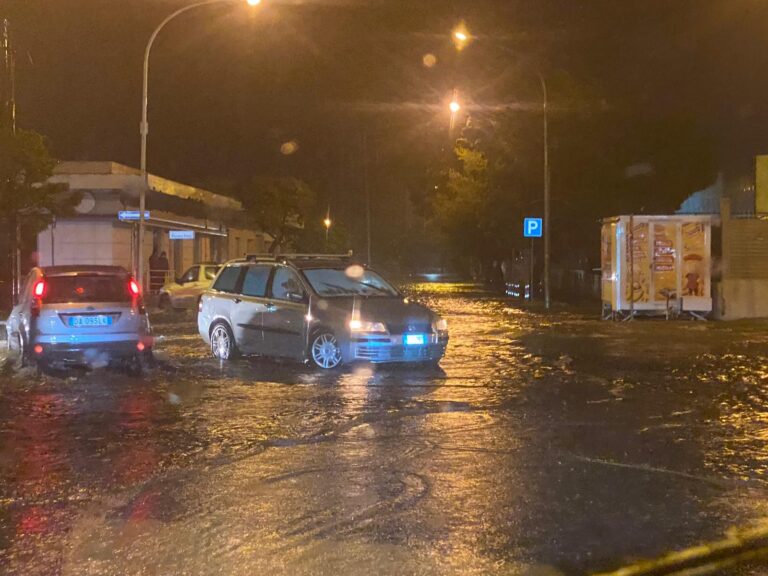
[717,199,768,319]
[38,220,133,269]
[228,228,267,259]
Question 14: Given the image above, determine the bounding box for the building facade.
[37,161,269,288]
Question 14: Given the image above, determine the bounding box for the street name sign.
[169,230,195,240]
[118,211,150,221]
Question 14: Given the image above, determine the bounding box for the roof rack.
[244,251,354,263]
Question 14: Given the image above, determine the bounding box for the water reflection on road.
[2,283,768,574]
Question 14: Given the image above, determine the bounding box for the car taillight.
[33,280,46,298]
[31,280,45,317]
[128,279,140,296]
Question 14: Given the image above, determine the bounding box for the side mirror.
[176,277,185,285]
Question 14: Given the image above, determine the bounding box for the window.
[241,265,271,297]
[271,267,304,301]
[204,266,221,281]
[212,265,241,294]
[45,274,132,304]
[181,266,199,283]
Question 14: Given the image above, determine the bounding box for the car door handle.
[233,298,242,304]
[265,303,277,312]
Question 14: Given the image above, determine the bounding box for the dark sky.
[6,1,768,229]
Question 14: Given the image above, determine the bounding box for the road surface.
[1,284,768,575]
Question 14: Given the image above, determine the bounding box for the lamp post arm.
[140,0,228,176]
[138,0,231,290]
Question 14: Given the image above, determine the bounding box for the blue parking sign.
[524,218,543,238]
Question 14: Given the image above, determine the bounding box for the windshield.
[303,267,399,297]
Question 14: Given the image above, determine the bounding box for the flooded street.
[2,283,768,575]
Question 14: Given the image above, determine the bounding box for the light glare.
[452,23,471,50]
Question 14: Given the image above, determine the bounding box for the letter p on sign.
[524,218,543,238]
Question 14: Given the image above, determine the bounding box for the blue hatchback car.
[5,266,153,371]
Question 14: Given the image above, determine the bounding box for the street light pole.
[538,72,550,310]
[451,26,552,309]
[139,0,257,289]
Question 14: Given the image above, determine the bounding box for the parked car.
[198,254,449,369]
[5,265,153,371]
[158,263,221,309]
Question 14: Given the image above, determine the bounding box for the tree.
[432,143,490,265]
[0,129,78,229]
[295,217,351,255]
[426,130,531,275]
[236,176,316,253]
[0,129,80,301]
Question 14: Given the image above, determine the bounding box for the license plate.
[68,315,113,327]
[405,334,426,346]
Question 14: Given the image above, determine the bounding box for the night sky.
[5,0,768,259]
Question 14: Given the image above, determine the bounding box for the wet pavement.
[2,283,768,575]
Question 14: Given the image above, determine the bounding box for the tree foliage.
[0,129,79,231]
[236,176,316,253]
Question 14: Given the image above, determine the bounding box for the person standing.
[148,249,160,293]
[157,251,170,289]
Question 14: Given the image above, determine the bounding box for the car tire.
[309,330,343,370]
[127,354,144,377]
[210,322,238,361]
[35,358,50,377]
[127,350,153,377]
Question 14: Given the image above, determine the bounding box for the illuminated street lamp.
[452,22,471,50]
[323,211,332,247]
[138,0,262,290]
[451,24,551,310]
[448,89,462,137]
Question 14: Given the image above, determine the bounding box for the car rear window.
[213,266,241,293]
[45,274,131,304]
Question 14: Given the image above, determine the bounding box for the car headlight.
[433,317,448,332]
[349,319,388,333]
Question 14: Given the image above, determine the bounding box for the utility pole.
[2,20,19,304]
[539,73,550,310]
[363,132,372,265]
[2,20,16,135]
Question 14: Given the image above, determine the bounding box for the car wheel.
[125,354,143,377]
[210,322,238,361]
[310,331,343,369]
[36,358,50,377]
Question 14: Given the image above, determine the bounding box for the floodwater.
[2,283,768,575]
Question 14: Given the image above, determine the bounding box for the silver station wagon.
[197,254,449,369]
